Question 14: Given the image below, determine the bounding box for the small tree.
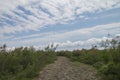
[100,34,120,50]
[91,45,97,50]
[110,39,117,49]
[101,39,111,49]
[0,44,7,52]
[45,43,58,52]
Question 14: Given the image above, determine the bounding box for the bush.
[0,47,56,80]
[99,63,120,80]
[57,47,120,80]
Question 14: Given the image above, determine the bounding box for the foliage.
[0,47,56,80]
[57,40,120,80]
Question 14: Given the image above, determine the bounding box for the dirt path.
[34,57,100,80]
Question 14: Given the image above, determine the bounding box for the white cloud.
[2,22,120,49]
[115,34,120,37]
[52,22,120,41]
[55,37,108,50]
[0,0,120,38]
[0,0,120,50]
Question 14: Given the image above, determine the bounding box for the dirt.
[34,57,101,80]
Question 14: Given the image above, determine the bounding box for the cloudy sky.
[0,0,120,50]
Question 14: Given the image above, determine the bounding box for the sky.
[0,0,120,50]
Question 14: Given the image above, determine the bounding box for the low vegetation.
[0,46,56,80]
[57,38,120,80]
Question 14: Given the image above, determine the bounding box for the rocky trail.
[34,57,101,80]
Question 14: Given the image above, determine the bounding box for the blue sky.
[0,0,120,50]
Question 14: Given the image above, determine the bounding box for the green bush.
[0,47,56,80]
[99,63,120,80]
[57,46,120,80]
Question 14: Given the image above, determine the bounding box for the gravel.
[34,57,101,80]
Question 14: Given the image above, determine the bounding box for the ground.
[34,57,101,80]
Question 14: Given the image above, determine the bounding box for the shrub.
[0,47,56,80]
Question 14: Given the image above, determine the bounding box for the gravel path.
[34,57,100,80]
